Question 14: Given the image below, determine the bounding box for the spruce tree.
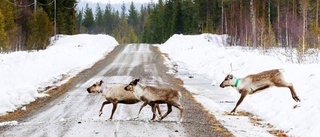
[103,3,113,35]
[128,2,139,30]
[82,4,94,34]
[95,4,104,34]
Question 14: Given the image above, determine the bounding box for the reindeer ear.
[100,80,104,84]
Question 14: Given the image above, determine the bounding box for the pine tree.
[171,0,183,34]
[128,2,139,30]
[82,4,94,33]
[120,2,129,43]
[95,4,104,33]
[75,9,83,33]
[27,8,53,50]
[104,3,113,35]
[112,10,120,37]
[0,10,8,53]
[163,0,174,40]
[128,27,138,43]
[0,0,17,52]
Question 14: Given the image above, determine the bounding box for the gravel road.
[0,44,232,137]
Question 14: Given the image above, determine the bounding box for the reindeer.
[219,69,300,114]
[87,80,162,120]
[124,79,184,122]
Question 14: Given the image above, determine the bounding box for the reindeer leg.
[160,104,172,121]
[108,102,118,120]
[136,102,148,119]
[171,102,184,122]
[99,101,111,117]
[155,104,162,119]
[231,91,247,114]
[150,104,156,121]
[275,82,301,102]
[287,84,300,102]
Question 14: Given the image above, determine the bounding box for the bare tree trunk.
[268,0,271,38]
[277,0,281,46]
[293,0,295,20]
[225,9,228,34]
[250,0,256,47]
[317,0,319,47]
[317,0,319,29]
[240,0,243,45]
[221,0,224,33]
[302,0,307,54]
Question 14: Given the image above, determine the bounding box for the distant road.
[0,44,231,137]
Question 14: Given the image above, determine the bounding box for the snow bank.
[0,34,118,115]
[159,33,320,137]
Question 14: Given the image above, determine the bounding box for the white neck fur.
[133,83,145,100]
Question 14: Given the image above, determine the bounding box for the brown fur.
[219,69,300,114]
[87,80,162,120]
[124,79,184,122]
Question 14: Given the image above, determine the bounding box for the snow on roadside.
[159,33,320,137]
[0,34,118,116]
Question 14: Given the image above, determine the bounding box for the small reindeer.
[219,69,300,114]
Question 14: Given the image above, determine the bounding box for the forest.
[0,0,76,52]
[1,0,320,58]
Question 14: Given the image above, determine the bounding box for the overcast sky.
[79,0,155,4]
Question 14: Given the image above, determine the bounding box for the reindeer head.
[220,63,240,88]
[220,74,236,88]
[87,80,104,93]
[124,79,140,91]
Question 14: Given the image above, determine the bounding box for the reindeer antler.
[223,63,239,74]
[230,63,239,73]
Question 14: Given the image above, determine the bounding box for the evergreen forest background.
[1,0,320,59]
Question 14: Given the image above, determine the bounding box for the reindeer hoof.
[229,111,236,115]
[106,118,112,121]
[293,96,301,102]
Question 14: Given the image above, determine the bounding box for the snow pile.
[0,34,118,115]
[159,33,320,137]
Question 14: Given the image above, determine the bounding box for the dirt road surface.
[0,44,232,137]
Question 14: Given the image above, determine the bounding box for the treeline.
[145,0,320,51]
[0,0,77,53]
[77,0,320,53]
[2,0,320,55]
[76,2,145,43]
[76,1,201,44]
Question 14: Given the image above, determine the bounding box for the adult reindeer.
[124,79,184,122]
[219,69,300,114]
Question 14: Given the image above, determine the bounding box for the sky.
[0,33,320,137]
[79,0,155,4]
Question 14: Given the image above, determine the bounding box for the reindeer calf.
[219,69,300,114]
